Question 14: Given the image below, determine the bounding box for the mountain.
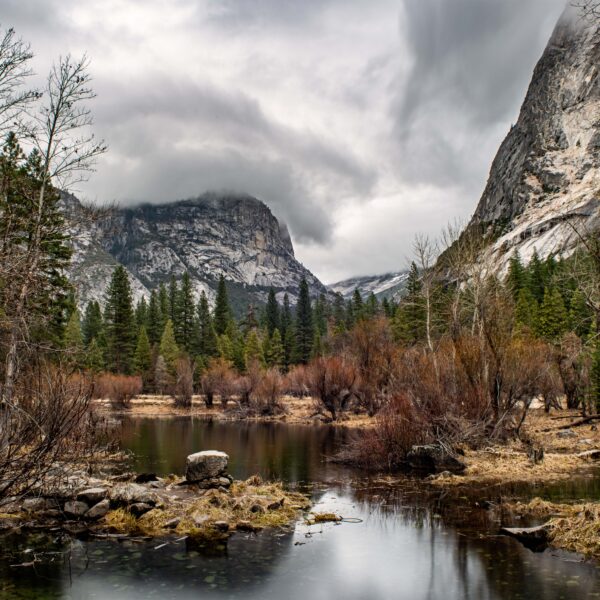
[64,192,326,312]
[328,271,409,302]
[466,6,600,271]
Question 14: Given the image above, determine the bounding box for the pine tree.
[312,328,324,358]
[527,249,546,304]
[158,283,170,328]
[82,301,104,346]
[314,293,328,336]
[294,278,314,364]
[266,329,285,370]
[514,287,538,331]
[168,275,181,333]
[104,266,136,373]
[537,287,568,341]
[365,292,379,318]
[569,288,592,338]
[134,326,153,387]
[63,309,83,366]
[244,329,264,367]
[134,297,148,331]
[214,275,231,336]
[280,293,294,368]
[506,250,526,300]
[265,288,280,337]
[86,337,105,372]
[177,272,195,351]
[159,319,180,373]
[218,333,235,364]
[195,292,218,358]
[241,304,259,335]
[401,262,426,344]
[352,289,364,322]
[147,291,163,345]
[332,293,347,333]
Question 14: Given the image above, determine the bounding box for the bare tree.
[2,54,106,406]
[572,0,600,21]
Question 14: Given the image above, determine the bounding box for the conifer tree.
[147,291,163,345]
[134,326,153,386]
[266,329,285,370]
[398,262,425,344]
[514,287,538,331]
[280,293,294,368]
[218,333,235,364]
[86,337,105,372]
[569,288,592,338]
[214,275,231,336]
[265,288,280,337]
[134,297,148,331]
[332,293,347,333]
[312,328,324,358]
[168,275,181,333]
[365,292,379,318]
[104,266,136,373]
[158,283,170,328]
[177,272,195,351]
[294,278,314,364]
[314,293,328,336]
[241,304,259,335]
[244,329,264,367]
[195,291,218,358]
[63,309,83,366]
[352,289,364,322]
[82,301,103,346]
[537,287,568,341]
[507,250,526,300]
[527,249,546,304]
[159,319,179,373]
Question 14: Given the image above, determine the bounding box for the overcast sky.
[4,0,568,283]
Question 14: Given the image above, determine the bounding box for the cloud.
[0,0,573,282]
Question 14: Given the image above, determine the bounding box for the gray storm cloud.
[0,0,574,281]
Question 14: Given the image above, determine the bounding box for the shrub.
[252,368,284,415]
[173,357,194,408]
[306,356,359,420]
[94,373,142,408]
[200,358,236,408]
[284,364,310,397]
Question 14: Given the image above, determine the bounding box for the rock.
[250,503,267,514]
[500,525,549,552]
[77,488,108,505]
[557,430,577,439]
[64,501,89,519]
[577,449,600,460]
[23,498,57,513]
[109,483,159,507]
[214,520,230,532]
[185,451,229,482]
[236,520,260,532]
[267,499,284,511]
[192,513,210,527]
[406,445,466,473]
[86,499,110,520]
[129,503,153,517]
[196,476,232,490]
[134,473,158,484]
[164,517,180,529]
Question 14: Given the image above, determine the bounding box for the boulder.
[197,476,232,490]
[185,451,229,482]
[214,520,230,532]
[557,430,577,439]
[134,473,158,484]
[23,498,57,513]
[109,483,159,507]
[129,502,153,517]
[86,499,110,520]
[500,525,549,552]
[77,488,108,505]
[164,517,180,529]
[64,501,89,519]
[406,445,466,473]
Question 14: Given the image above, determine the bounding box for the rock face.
[467,6,600,272]
[185,451,229,483]
[328,271,409,302]
[64,192,326,310]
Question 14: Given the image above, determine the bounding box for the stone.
[86,499,110,520]
[64,501,89,519]
[134,473,158,484]
[236,520,261,533]
[164,517,180,529]
[192,513,210,527]
[109,483,159,507]
[500,525,549,552]
[267,499,284,511]
[250,503,267,514]
[77,488,108,505]
[577,449,600,460]
[129,503,153,517]
[185,451,229,483]
[406,445,466,473]
[557,430,577,439]
[23,498,56,513]
[213,521,229,532]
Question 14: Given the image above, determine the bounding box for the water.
[1,417,599,599]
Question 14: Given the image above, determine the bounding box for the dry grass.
[306,512,342,524]
[508,497,600,558]
[101,476,310,539]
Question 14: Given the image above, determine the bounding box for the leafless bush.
[0,363,96,500]
[93,373,142,408]
[173,357,194,408]
[252,368,284,416]
[284,364,310,397]
[200,358,236,408]
[235,361,262,406]
[306,356,359,420]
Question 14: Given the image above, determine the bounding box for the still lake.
[1,417,599,599]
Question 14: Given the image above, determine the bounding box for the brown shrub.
[173,357,194,408]
[93,373,142,408]
[252,368,284,415]
[284,364,309,397]
[306,356,359,420]
[200,358,236,408]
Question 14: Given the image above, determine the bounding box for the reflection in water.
[1,417,599,600]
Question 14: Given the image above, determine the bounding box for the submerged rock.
[406,445,466,473]
[186,451,229,482]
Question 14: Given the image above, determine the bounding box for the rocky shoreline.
[0,451,310,541]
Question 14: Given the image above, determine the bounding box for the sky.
[3,0,568,284]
